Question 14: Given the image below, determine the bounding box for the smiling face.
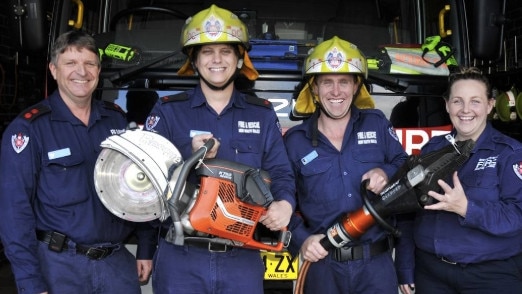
[49,46,100,105]
[194,44,239,89]
[446,79,494,141]
[313,74,359,119]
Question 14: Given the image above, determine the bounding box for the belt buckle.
[85,247,110,260]
[343,246,355,261]
[440,256,457,265]
[208,242,228,253]
[334,246,354,261]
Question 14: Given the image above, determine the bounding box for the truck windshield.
[81,0,446,76]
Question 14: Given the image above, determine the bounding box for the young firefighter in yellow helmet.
[144,5,295,294]
[284,36,408,293]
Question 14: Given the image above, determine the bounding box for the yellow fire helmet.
[293,36,374,119]
[177,4,258,80]
[304,36,368,78]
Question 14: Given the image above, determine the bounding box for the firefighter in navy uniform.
[284,36,407,293]
[0,31,156,294]
[144,4,296,294]
[395,68,522,294]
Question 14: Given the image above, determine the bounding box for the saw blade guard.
[94,128,183,222]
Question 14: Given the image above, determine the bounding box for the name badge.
[301,150,318,165]
[190,130,212,138]
[48,148,71,160]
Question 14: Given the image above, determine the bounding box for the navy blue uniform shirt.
[284,107,408,253]
[145,85,296,211]
[395,123,522,284]
[0,91,157,292]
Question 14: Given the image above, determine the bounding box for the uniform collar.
[472,122,496,151]
[190,85,245,110]
[48,90,102,125]
[433,122,495,153]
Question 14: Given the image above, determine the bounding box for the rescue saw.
[93,127,290,251]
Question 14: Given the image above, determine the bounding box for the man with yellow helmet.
[284,36,407,293]
[144,5,295,294]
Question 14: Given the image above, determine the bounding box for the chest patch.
[474,156,498,171]
[238,120,260,134]
[357,131,377,144]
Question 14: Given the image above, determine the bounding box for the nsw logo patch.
[11,132,29,153]
[513,161,522,180]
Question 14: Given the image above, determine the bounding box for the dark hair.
[444,67,492,100]
[50,31,99,66]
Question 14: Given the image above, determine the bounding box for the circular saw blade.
[94,129,184,222]
[94,148,163,222]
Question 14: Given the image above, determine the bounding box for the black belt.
[159,228,232,252]
[417,249,469,267]
[184,240,232,252]
[36,230,119,260]
[332,238,391,262]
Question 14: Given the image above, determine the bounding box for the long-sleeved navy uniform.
[145,85,296,294]
[395,123,522,286]
[0,91,156,293]
[284,107,408,293]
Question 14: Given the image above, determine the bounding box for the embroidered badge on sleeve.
[145,115,160,130]
[11,132,29,153]
[513,161,522,180]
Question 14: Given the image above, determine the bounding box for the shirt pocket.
[352,148,385,164]
[230,138,262,166]
[460,170,499,201]
[298,158,336,204]
[41,153,89,206]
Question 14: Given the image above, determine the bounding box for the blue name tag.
[190,130,212,138]
[301,150,318,165]
[48,148,71,160]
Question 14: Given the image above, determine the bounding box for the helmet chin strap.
[196,59,243,91]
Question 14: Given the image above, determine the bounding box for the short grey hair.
[50,30,99,66]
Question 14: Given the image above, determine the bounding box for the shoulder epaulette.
[491,130,521,150]
[19,104,51,122]
[160,92,189,103]
[427,133,447,145]
[361,108,384,115]
[103,100,126,115]
[245,95,272,109]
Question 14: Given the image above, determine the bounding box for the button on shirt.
[284,107,408,252]
[0,91,156,292]
[395,123,522,284]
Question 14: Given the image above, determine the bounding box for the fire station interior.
[1,0,522,134]
[1,0,522,293]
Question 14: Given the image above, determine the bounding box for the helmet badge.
[326,47,343,71]
[204,15,223,40]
